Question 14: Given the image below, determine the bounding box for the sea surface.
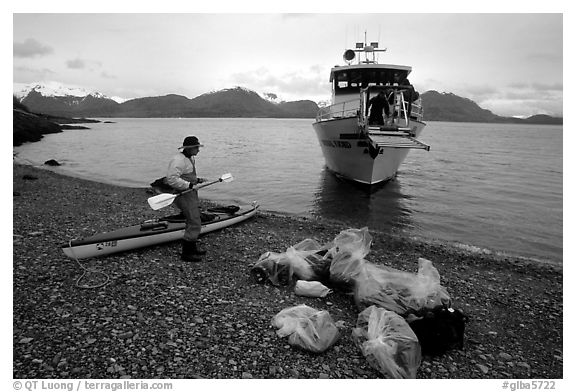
[13,118,563,265]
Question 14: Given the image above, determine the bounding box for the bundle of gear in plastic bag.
[352,305,421,378]
[271,304,340,353]
[328,229,467,356]
[250,238,332,286]
[254,226,468,373]
[327,227,373,288]
[353,257,452,315]
[250,227,372,289]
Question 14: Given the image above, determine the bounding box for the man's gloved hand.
[189,178,207,189]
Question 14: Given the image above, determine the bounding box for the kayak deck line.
[61,202,259,259]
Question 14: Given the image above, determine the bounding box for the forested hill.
[421,91,562,125]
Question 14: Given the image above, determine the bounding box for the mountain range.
[14,82,562,124]
[13,82,562,146]
[420,90,562,125]
[14,85,319,119]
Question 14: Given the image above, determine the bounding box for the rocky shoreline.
[13,103,100,146]
[12,163,563,380]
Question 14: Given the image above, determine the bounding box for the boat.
[62,202,259,259]
[312,36,430,185]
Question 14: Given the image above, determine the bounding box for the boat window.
[367,70,377,84]
[350,70,362,86]
[334,69,375,94]
[333,69,410,95]
[335,71,349,89]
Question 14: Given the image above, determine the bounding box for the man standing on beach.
[165,136,207,262]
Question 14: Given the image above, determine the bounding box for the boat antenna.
[343,30,387,64]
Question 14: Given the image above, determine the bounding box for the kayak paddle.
[147,173,234,210]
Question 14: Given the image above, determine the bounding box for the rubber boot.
[181,240,202,262]
[190,241,207,256]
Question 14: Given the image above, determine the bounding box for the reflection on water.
[312,167,412,234]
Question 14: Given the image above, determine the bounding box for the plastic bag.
[251,239,332,285]
[352,305,421,378]
[354,258,451,315]
[251,227,372,287]
[271,305,340,353]
[294,280,332,298]
[328,227,372,285]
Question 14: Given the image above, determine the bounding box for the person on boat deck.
[165,136,208,262]
[368,90,391,125]
[393,73,419,118]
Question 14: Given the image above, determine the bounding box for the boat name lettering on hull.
[96,241,118,250]
[321,140,352,149]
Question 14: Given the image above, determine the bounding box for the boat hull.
[62,202,259,259]
[312,117,426,184]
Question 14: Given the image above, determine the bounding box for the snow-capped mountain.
[13,82,320,118]
[13,81,126,103]
[261,92,283,104]
[203,86,293,104]
[14,81,123,117]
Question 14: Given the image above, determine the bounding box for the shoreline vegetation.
[13,163,562,379]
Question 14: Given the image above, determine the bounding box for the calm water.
[13,118,563,265]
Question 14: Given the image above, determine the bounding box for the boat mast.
[353,31,387,64]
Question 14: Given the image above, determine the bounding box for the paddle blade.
[220,173,234,183]
[147,193,178,210]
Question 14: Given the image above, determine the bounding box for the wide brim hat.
[178,136,204,150]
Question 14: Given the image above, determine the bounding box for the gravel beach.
[12,163,563,380]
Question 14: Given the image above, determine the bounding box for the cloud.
[13,38,53,58]
[66,58,108,75]
[474,84,563,117]
[509,82,563,92]
[480,97,562,118]
[100,71,117,79]
[531,82,563,92]
[228,66,329,101]
[523,52,562,64]
[426,80,563,117]
[13,65,56,80]
[66,58,86,69]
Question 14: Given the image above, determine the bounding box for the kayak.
[62,202,259,259]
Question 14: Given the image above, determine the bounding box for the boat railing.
[316,99,360,122]
[359,86,424,131]
[410,99,424,120]
[315,87,424,125]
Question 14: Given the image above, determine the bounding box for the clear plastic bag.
[354,258,451,315]
[251,227,372,287]
[251,239,332,286]
[294,280,332,298]
[352,305,421,378]
[271,305,340,353]
[328,227,372,285]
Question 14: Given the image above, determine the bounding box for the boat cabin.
[315,42,424,125]
[330,64,412,106]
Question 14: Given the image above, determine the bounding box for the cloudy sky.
[12,7,564,117]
